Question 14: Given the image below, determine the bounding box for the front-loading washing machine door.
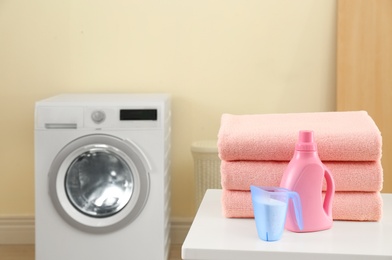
[48,134,150,233]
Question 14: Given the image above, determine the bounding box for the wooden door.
[337,0,392,192]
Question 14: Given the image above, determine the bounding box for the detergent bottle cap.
[295,130,317,151]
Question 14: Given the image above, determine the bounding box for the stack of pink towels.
[218,111,383,221]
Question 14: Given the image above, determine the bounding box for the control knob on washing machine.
[91,110,106,124]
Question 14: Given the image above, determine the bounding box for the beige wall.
[0,0,337,218]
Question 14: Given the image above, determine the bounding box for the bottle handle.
[323,167,335,217]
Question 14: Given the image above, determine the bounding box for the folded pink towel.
[221,160,383,192]
[218,111,382,162]
[222,189,383,221]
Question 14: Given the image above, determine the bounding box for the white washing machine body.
[35,94,171,260]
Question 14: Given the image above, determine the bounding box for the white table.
[182,189,392,260]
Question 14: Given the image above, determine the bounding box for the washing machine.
[34,94,171,260]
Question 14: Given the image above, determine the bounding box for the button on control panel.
[91,110,106,124]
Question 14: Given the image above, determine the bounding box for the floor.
[0,244,182,260]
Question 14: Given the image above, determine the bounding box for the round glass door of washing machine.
[48,134,150,233]
[65,149,134,218]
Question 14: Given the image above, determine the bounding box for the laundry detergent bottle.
[280,130,335,232]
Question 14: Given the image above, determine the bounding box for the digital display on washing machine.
[120,109,157,121]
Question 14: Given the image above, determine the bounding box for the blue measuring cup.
[250,186,303,241]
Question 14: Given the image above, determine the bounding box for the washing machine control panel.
[84,107,160,129]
